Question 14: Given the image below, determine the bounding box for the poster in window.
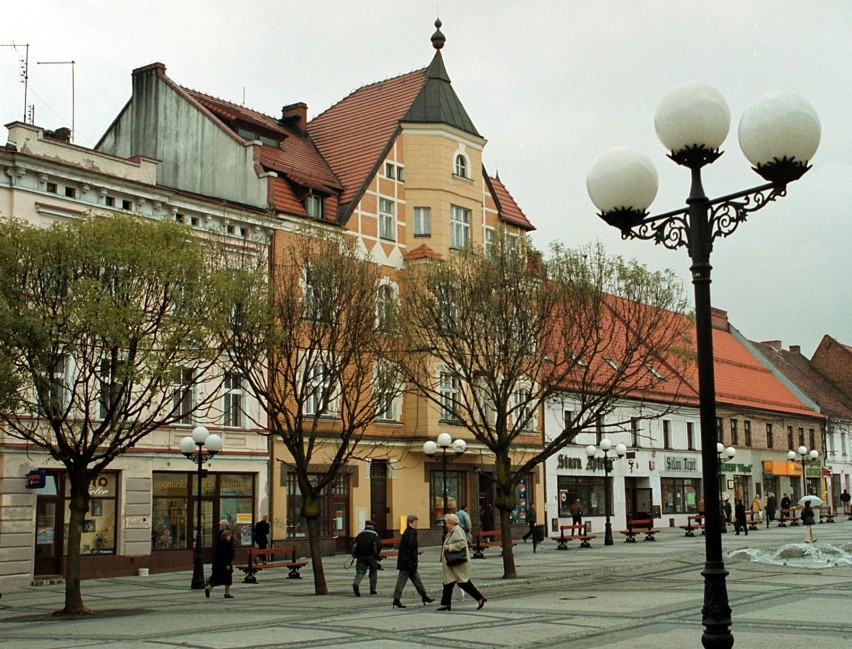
[82,519,96,533]
[90,500,103,517]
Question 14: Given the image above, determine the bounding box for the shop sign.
[664,455,699,472]
[556,454,583,470]
[26,469,47,489]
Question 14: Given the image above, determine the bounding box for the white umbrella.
[798,496,824,507]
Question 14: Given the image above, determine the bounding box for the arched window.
[454,154,468,178]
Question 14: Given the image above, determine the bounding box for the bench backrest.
[627,519,653,530]
[479,530,500,539]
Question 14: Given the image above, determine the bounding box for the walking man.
[522,504,537,543]
[253,514,270,563]
[352,520,381,597]
[392,514,434,608]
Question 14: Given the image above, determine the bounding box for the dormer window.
[305,194,324,219]
[454,154,468,178]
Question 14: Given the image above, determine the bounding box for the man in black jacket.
[352,520,381,597]
[391,514,434,608]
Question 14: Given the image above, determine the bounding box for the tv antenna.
[1,42,29,122]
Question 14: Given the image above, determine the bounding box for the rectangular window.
[62,472,120,556]
[564,410,573,434]
[766,423,774,449]
[285,472,348,538]
[595,416,604,444]
[716,418,722,443]
[798,427,805,447]
[39,353,70,416]
[439,372,460,422]
[374,361,401,422]
[450,205,471,249]
[396,165,404,182]
[223,372,244,428]
[379,197,396,241]
[304,362,330,417]
[413,207,431,236]
[64,186,76,198]
[787,426,794,450]
[122,199,132,211]
[46,182,57,193]
[384,162,395,179]
[484,227,495,255]
[305,194,324,219]
[631,417,640,448]
[744,420,752,447]
[687,422,695,450]
[661,477,702,514]
[513,388,535,432]
[172,367,195,424]
[428,469,467,528]
[663,420,671,449]
[730,419,739,446]
[809,428,816,450]
[557,475,609,517]
[105,195,115,207]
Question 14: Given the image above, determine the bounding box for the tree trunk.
[494,453,518,578]
[56,477,91,615]
[303,492,328,595]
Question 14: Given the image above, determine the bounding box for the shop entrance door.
[370,461,389,537]
[34,475,62,576]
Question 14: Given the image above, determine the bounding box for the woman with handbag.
[437,513,486,611]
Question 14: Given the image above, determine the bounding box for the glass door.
[34,475,62,575]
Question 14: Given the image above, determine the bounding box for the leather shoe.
[477,598,487,610]
[353,585,360,597]
[436,605,451,611]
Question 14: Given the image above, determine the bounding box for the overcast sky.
[3,1,850,357]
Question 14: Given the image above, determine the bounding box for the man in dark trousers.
[352,520,381,597]
[253,514,270,563]
[522,505,537,542]
[840,489,851,517]
[734,499,748,536]
[780,493,792,523]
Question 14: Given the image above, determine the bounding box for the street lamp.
[179,425,223,590]
[587,83,820,649]
[716,443,736,534]
[787,445,819,501]
[423,433,466,538]
[585,439,627,545]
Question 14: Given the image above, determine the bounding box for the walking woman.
[392,514,434,608]
[801,500,816,543]
[437,513,486,612]
[205,528,235,599]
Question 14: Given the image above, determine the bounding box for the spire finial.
[431,19,445,50]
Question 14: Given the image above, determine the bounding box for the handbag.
[444,548,467,566]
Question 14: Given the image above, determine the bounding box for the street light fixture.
[787,445,819,501]
[423,433,466,538]
[716,443,736,534]
[585,439,627,545]
[179,425,223,590]
[587,83,820,649]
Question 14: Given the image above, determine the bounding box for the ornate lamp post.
[787,445,819,501]
[179,425,223,590]
[423,433,466,538]
[587,83,820,649]
[716,443,736,534]
[585,439,627,545]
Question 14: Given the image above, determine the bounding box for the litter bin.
[534,525,546,543]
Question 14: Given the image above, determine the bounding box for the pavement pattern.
[1,518,851,648]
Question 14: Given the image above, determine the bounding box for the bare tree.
[0,216,223,614]
[399,231,691,577]
[215,227,402,595]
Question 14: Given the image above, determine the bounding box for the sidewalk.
[1,520,851,648]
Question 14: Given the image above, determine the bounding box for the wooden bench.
[817,507,835,523]
[377,537,422,560]
[551,524,596,549]
[620,518,660,543]
[239,545,307,583]
[747,511,761,531]
[778,508,799,527]
[679,514,705,537]
[472,530,516,559]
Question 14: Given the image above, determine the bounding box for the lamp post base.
[701,561,733,649]
[191,548,206,590]
[604,520,614,546]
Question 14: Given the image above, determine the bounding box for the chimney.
[789,345,801,354]
[44,127,72,142]
[710,307,729,331]
[761,340,783,351]
[281,102,308,132]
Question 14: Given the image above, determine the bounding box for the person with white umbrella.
[800,500,816,543]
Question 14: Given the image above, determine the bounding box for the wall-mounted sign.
[26,469,46,489]
[556,455,583,470]
[664,455,699,472]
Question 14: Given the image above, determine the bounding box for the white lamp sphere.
[600,439,612,452]
[587,147,658,213]
[205,434,223,452]
[586,445,597,458]
[787,450,796,461]
[738,92,820,166]
[725,447,736,459]
[615,443,627,457]
[716,442,725,455]
[452,439,467,454]
[809,449,819,460]
[179,436,197,454]
[437,432,453,448]
[655,83,731,152]
[191,425,209,444]
[423,440,437,456]
[798,445,808,456]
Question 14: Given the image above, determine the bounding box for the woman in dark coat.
[801,500,816,543]
[392,514,433,608]
[205,528,235,599]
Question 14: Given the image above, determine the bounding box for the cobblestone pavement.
[2,520,851,648]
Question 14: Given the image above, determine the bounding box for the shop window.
[62,472,119,555]
[661,477,701,514]
[428,469,467,529]
[557,475,608,518]
[284,472,349,538]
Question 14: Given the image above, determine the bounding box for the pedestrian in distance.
[696,498,705,524]
[392,514,434,609]
[456,506,473,544]
[205,528,235,599]
[801,500,816,543]
[437,513,486,612]
[481,504,495,532]
[765,492,777,528]
[522,504,537,542]
[750,494,763,525]
[733,499,748,536]
[722,498,733,524]
[253,514,269,563]
[569,499,583,526]
[351,520,381,597]
[780,493,792,523]
[840,489,851,516]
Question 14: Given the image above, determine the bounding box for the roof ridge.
[310,67,427,123]
[183,86,276,121]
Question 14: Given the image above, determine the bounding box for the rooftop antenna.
[37,59,75,142]
[1,42,29,121]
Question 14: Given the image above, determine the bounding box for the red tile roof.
[309,69,427,212]
[487,175,535,231]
